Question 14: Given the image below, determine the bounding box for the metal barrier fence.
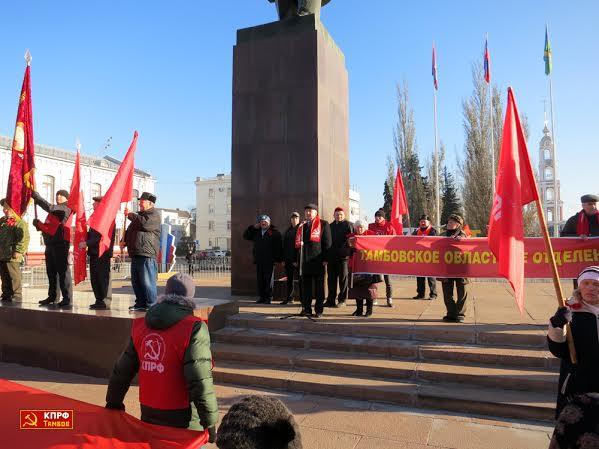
[21,257,232,287]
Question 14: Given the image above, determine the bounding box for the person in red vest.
[106,273,218,443]
[368,209,395,307]
[411,214,438,300]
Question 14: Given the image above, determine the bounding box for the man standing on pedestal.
[243,214,282,304]
[124,192,161,312]
[368,209,396,307]
[0,199,29,303]
[32,189,72,308]
[297,203,331,318]
[282,212,301,305]
[326,207,353,308]
[80,196,115,310]
[412,214,438,300]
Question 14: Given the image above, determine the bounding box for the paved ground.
[2,362,554,449]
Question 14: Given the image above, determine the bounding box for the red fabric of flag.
[88,132,138,257]
[488,88,539,313]
[484,38,491,83]
[6,65,36,217]
[67,151,87,285]
[390,167,409,235]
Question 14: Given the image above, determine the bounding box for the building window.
[544,166,553,181]
[546,187,554,201]
[41,175,55,202]
[208,188,214,198]
[544,149,551,160]
[547,209,554,222]
[131,189,139,212]
[208,220,215,231]
[209,204,215,214]
[227,221,231,230]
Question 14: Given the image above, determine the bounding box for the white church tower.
[538,123,563,234]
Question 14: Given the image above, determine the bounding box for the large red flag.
[87,132,138,257]
[67,151,87,285]
[390,167,409,235]
[6,59,36,217]
[488,88,539,313]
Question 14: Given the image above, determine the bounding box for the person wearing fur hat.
[326,206,354,308]
[347,220,380,317]
[216,395,302,449]
[549,393,599,449]
[243,214,283,304]
[123,192,161,311]
[106,273,218,443]
[412,214,438,300]
[368,209,396,307]
[31,189,73,307]
[440,214,469,322]
[547,266,599,419]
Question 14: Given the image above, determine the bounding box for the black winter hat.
[375,209,385,218]
[165,273,195,299]
[139,192,157,203]
[56,189,69,199]
[216,395,302,449]
[304,203,318,211]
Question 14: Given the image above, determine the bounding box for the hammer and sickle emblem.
[23,413,38,427]
[144,339,162,361]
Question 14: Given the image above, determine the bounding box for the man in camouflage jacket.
[0,199,29,302]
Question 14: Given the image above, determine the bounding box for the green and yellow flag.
[544,26,552,75]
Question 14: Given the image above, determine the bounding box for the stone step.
[212,343,558,392]
[226,313,548,348]
[212,361,555,422]
[213,327,559,369]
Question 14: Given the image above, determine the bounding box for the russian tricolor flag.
[484,37,491,84]
[432,43,438,90]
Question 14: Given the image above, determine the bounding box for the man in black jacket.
[412,214,438,300]
[326,207,353,308]
[32,189,72,307]
[124,192,161,311]
[243,214,282,304]
[282,212,301,304]
[80,196,115,310]
[298,203,332,318]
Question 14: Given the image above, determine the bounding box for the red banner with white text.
[352,236,599,279]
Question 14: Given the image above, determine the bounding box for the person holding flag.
[368,209,396,307]
[412,214,438,300]
[0,199,29,303]
[80,196,116,309]
[32,189,73,307]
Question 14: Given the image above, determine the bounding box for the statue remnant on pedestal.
[267,0,332,20]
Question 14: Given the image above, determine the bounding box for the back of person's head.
[216,395,302,449]
[550,393,599,448]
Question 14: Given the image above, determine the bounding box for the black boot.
[365,299,373,317]
[352,299,364,316]
[39,297,56,306]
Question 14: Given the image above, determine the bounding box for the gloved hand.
[105,402,125,411]
[550,306,572,328]
[32,218,40,228]
[31,191,41,201]
[208,426,217,443]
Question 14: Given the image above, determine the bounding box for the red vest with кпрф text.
[132,315,205,410]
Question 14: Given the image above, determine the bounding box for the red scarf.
[295,216,322,249]
[577,210,599,236]
[417,226,433,236]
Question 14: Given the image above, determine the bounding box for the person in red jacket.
[368,209,395,307]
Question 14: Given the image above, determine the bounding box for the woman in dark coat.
[347,220,379,317]
[547,266,599,420]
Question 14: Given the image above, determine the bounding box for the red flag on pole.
[6,52,36,217]
[67,151,87,285]
[87,132,138,257]
[484,37,491,84]
[390,167,409,235]
[432,44,439,90]
[488,88,539,313]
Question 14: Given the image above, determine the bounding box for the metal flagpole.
[433,84,440,229]
[546,24,559,237]
[487,34,496,196]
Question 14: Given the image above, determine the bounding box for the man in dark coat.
[80,196,115,309]
[124,192,161,311]
[32,189,73,307]
[412,214,438,300]
[326,207,354,308]
[281,212,301,304]
[106,273,218,442]
[297,203,332,318]
[243,214,283,304]
[440,214,469,322]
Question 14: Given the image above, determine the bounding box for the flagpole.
[25,49,38,221]
[487,34,496,197]
[548,73,559,236]
[433,88,440,229]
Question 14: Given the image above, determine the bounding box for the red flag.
[6,60,36,217]
[488,88,539,313]
[88,132,138,257]
[67,151,87,285]
[484,37,491,83]
[432,44,439,90]
[390,167,409,235]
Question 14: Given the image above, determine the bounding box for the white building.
[155,208,191,243]
[538,124,564,233]
[195,173,231,250]
[0,135,155,260]
[349,189,360,223]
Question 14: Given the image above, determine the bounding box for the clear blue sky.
[0,1,597,219]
